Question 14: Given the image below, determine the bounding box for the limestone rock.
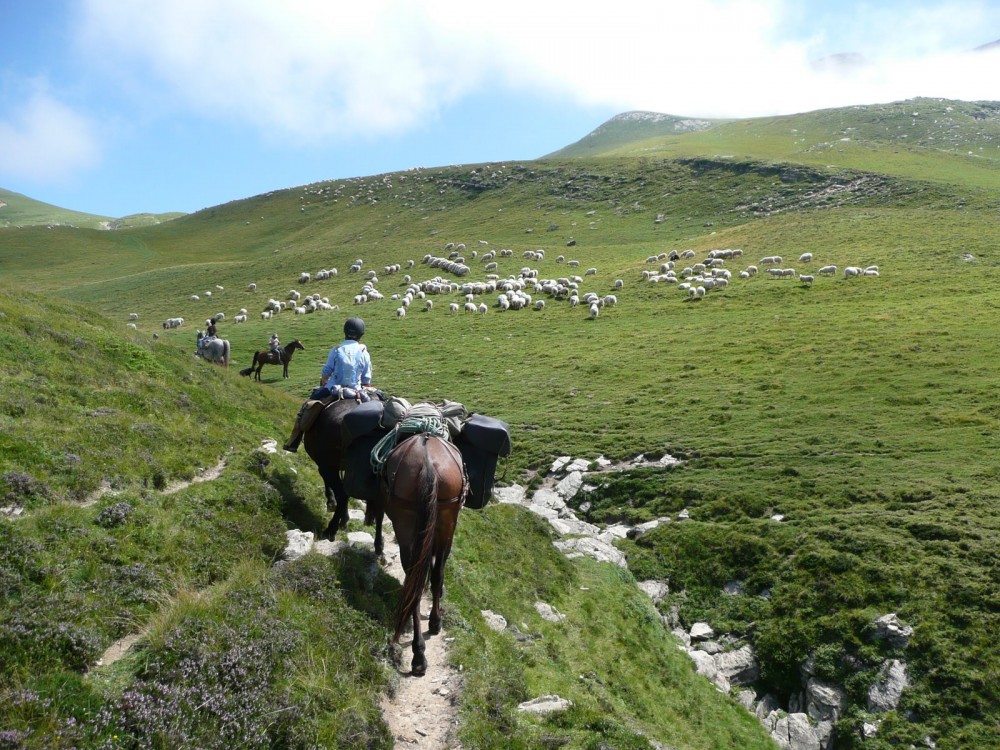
[284,529,314,561]
[637,580,669,604]
[312,539,347,557]
[714,644,759,685]
[872,613,914,648]
[806,677,847,722]
[534,601,566,623]
[553,537,627,567]
[771,712,821,750]
[867,659,910,712]
[689,622,715,641]
[480,610,507,632]
[565,458,591,473]
[550,456,572,474]
[493,484,527,505]
[549,516,601,538]
[346,530,375,546]
[517,695,573,715]
[531,488,567,512]
[555,471,585,500]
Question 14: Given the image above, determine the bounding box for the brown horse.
[243,339,304,380]
[380,433,467,676]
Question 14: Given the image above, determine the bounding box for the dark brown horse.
[381,433,467,676]
[302,399,366,540]
[243,339,304,380]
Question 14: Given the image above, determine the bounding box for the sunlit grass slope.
[2,98,1000,746]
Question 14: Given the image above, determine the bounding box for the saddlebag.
[456,414,511,510]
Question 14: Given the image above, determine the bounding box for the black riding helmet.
[344,317,365,340]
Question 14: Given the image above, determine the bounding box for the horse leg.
[428,545,451,636]
[410,602,427,676]
[320,470,350,541]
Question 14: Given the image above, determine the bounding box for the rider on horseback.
[283,317,374,452]
[269,333,281,354]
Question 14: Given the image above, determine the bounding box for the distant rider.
[269,333,281,354]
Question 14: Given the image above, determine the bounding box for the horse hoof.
[411,660,427,677]
[428,618,441,636]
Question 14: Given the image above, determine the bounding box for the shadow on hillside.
[336,545,400,625]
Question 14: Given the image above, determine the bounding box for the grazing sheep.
[234,314,248,323]
[449,302,460,313]
[464,302,477,313]
[585,267,598,276]
[589,302,600,319]
[424,299,433,311]
[614,279,624,289]
[818,265,837,276]
[261,311,272,320]
[247,283,257,291]
[798,252,814,263]
[864,265,880,273]
[478,303,488,315]
[533,299,545,310]
[863,269,880,276]
[844,266,863,278]
[190,295,200,301]
[396,306,406,318]
[799,274,814,285]
[127,322,137,330]
[603,294,617,306]
[128,312,139,321]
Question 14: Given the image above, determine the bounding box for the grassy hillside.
[0,287,775,749]
[0,188,181,230]
[2,98,1000,747]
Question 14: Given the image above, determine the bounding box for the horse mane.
[393,435,439,642]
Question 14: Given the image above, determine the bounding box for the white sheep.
[614,279,624,290]
[464,302,478,313]
[396,306,406,318]
[818,265,837,276]
[449,302,460,313]
[589,302,600,319]
[261,311,272,320]
[534,299,546,310]
[798,252,813,263]
[247,283,257,291]
[128,312,139,321]
[190,295,200,301]
[478,303,488,315]
[844,266,862,278]
[127,322,137,330]
[425,299,433,311]
[799,274,814,284]
[585,267,597,276]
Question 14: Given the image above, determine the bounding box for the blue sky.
[1,0,998,218]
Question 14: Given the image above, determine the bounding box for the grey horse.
[196,330,231,367]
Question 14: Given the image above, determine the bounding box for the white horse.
[195,331,231,367]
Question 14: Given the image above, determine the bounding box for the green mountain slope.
[2,98,1000,747]
[555,97,1000,192]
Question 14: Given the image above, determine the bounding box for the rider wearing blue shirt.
[283,317,373,452]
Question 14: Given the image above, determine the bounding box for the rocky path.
[377,528,463,749]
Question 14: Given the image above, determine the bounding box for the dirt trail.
[379,525,463,749]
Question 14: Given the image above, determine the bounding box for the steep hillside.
[0,288,778,749]
[547,111,723,158]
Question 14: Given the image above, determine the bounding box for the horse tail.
[393,434,439,642]
[222,339,231,368]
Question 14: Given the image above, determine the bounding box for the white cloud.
[78,0,1000,139]
[0,90,102,184]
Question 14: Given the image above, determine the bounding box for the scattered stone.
[754,693,781,721]
[723,580,744,595]
[564,458,591,473]
[284,529,314,561]
[534,601,566,623]
[677,508,690,520]
[480,610,507,632]
[550,456,572,474]
[806,677,847,722]
[493,484,527,505]
[259,439,279,454]
[872,613,914,648]
[690,622,715,641]
[697,641,724,655]
[313,539,347,557]
[594,455,612,468]
[517,695,573,715]
[549,517,601,537]
[867,659,910,712]
[555,471,585,500]
[531,488,567,513]
[862,721,880,739]
[738,690,757,711]
[553,537,627,567]
[347,530,375,546]
[714,644,759,685]
[637,580,669,604]
[672,628,691,648]
[770,513,785,522]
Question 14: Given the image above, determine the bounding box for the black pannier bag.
[342,433,384,503]
[456,414,511,509]
[341,400,388,503]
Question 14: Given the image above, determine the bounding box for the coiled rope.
[370,416,450,475]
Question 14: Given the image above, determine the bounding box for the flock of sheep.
[144,238,879,333]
